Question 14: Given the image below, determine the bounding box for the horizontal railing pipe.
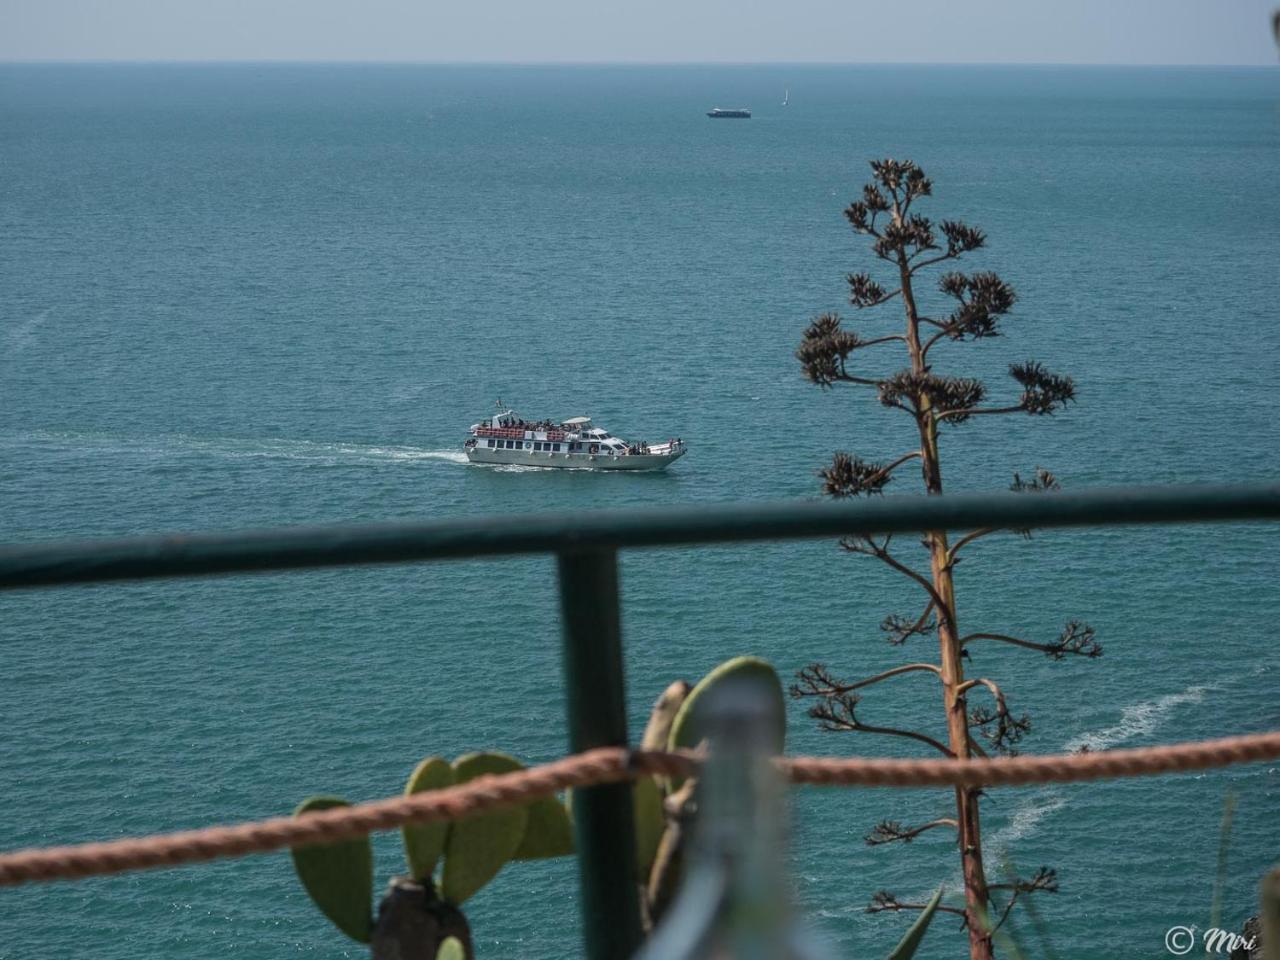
[0,484,1277,590]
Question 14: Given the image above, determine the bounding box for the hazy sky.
[3,0,1278,65]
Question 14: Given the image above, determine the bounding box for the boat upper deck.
[470,410,613,443]
[474,424,568,441]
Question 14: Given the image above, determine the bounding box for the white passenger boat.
[464,402,686,471]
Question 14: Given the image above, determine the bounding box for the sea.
[1,63,1278,960]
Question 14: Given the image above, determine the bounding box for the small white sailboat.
[782,88,789,107]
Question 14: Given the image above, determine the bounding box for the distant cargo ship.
[707,107,751,118]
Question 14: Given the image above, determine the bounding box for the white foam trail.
[989,682,1222,857]
[11,431,470,466]
[3,309,53,354]
[926,679,1220,897]
[985,793,1069,853]
[1061,683,1215,754]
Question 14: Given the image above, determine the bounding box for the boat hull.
[466,446,685,472]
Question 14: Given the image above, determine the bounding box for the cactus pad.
[667,656,786,788]
[565,776,666,879]
[290,796,374,943]
[402,756,455,881]
[641,679,691,751]
[513,794,574,860]
[632,774,665,879]
[440,752,529,905]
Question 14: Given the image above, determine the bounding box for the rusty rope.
[2,730,1278,888]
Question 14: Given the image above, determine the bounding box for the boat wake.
[925,678,1225,899]
[8,430,470,467]
[3,309,53,355]
[985,793,1070,852]
[1060,683,1217,754]
[988,680,1223,857]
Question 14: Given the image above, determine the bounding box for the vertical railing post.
[557,548,643,960]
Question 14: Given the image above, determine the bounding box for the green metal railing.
[2,483,1278,959]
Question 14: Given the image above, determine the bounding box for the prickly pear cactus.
[440,752,529,905]
[563,774,666,879]
[631,774,665,879]
[644,777,696,927]
[665,656,785,795]
[402,756,455,881]
[289,662,783,949]
[668,656,786,753]
[641,679,692,800]
[290,796,374,943]
[513,794,574,860]
[641,679,691,751]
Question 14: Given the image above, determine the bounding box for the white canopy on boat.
[562,416,592,425]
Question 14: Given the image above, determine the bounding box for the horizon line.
[1,57,1276,69]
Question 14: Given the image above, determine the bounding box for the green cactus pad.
[641,679,691,751]
[632,775,665,878]
[436,936,467,960]
[440,752,529,905]
[667,656,786,787]
[565,777,666,879]
[512,794,574,860]
[289,796,373,943]
[402,756,455,881]
[887,885,944,959]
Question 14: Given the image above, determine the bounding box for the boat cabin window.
[553,443,561,452]
[486,439,495,448]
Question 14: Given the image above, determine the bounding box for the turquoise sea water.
[2,63,1279,959]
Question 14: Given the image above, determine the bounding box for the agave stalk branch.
[831,662,943,693]
[845,536,951,622]
[936,405,1025,422]
[962,632,1058,654]
[866,818,959,846]
[947,528,1000,561]
[957,677,1007,708]
[990,890,1021,934]
[810,709,955,758]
